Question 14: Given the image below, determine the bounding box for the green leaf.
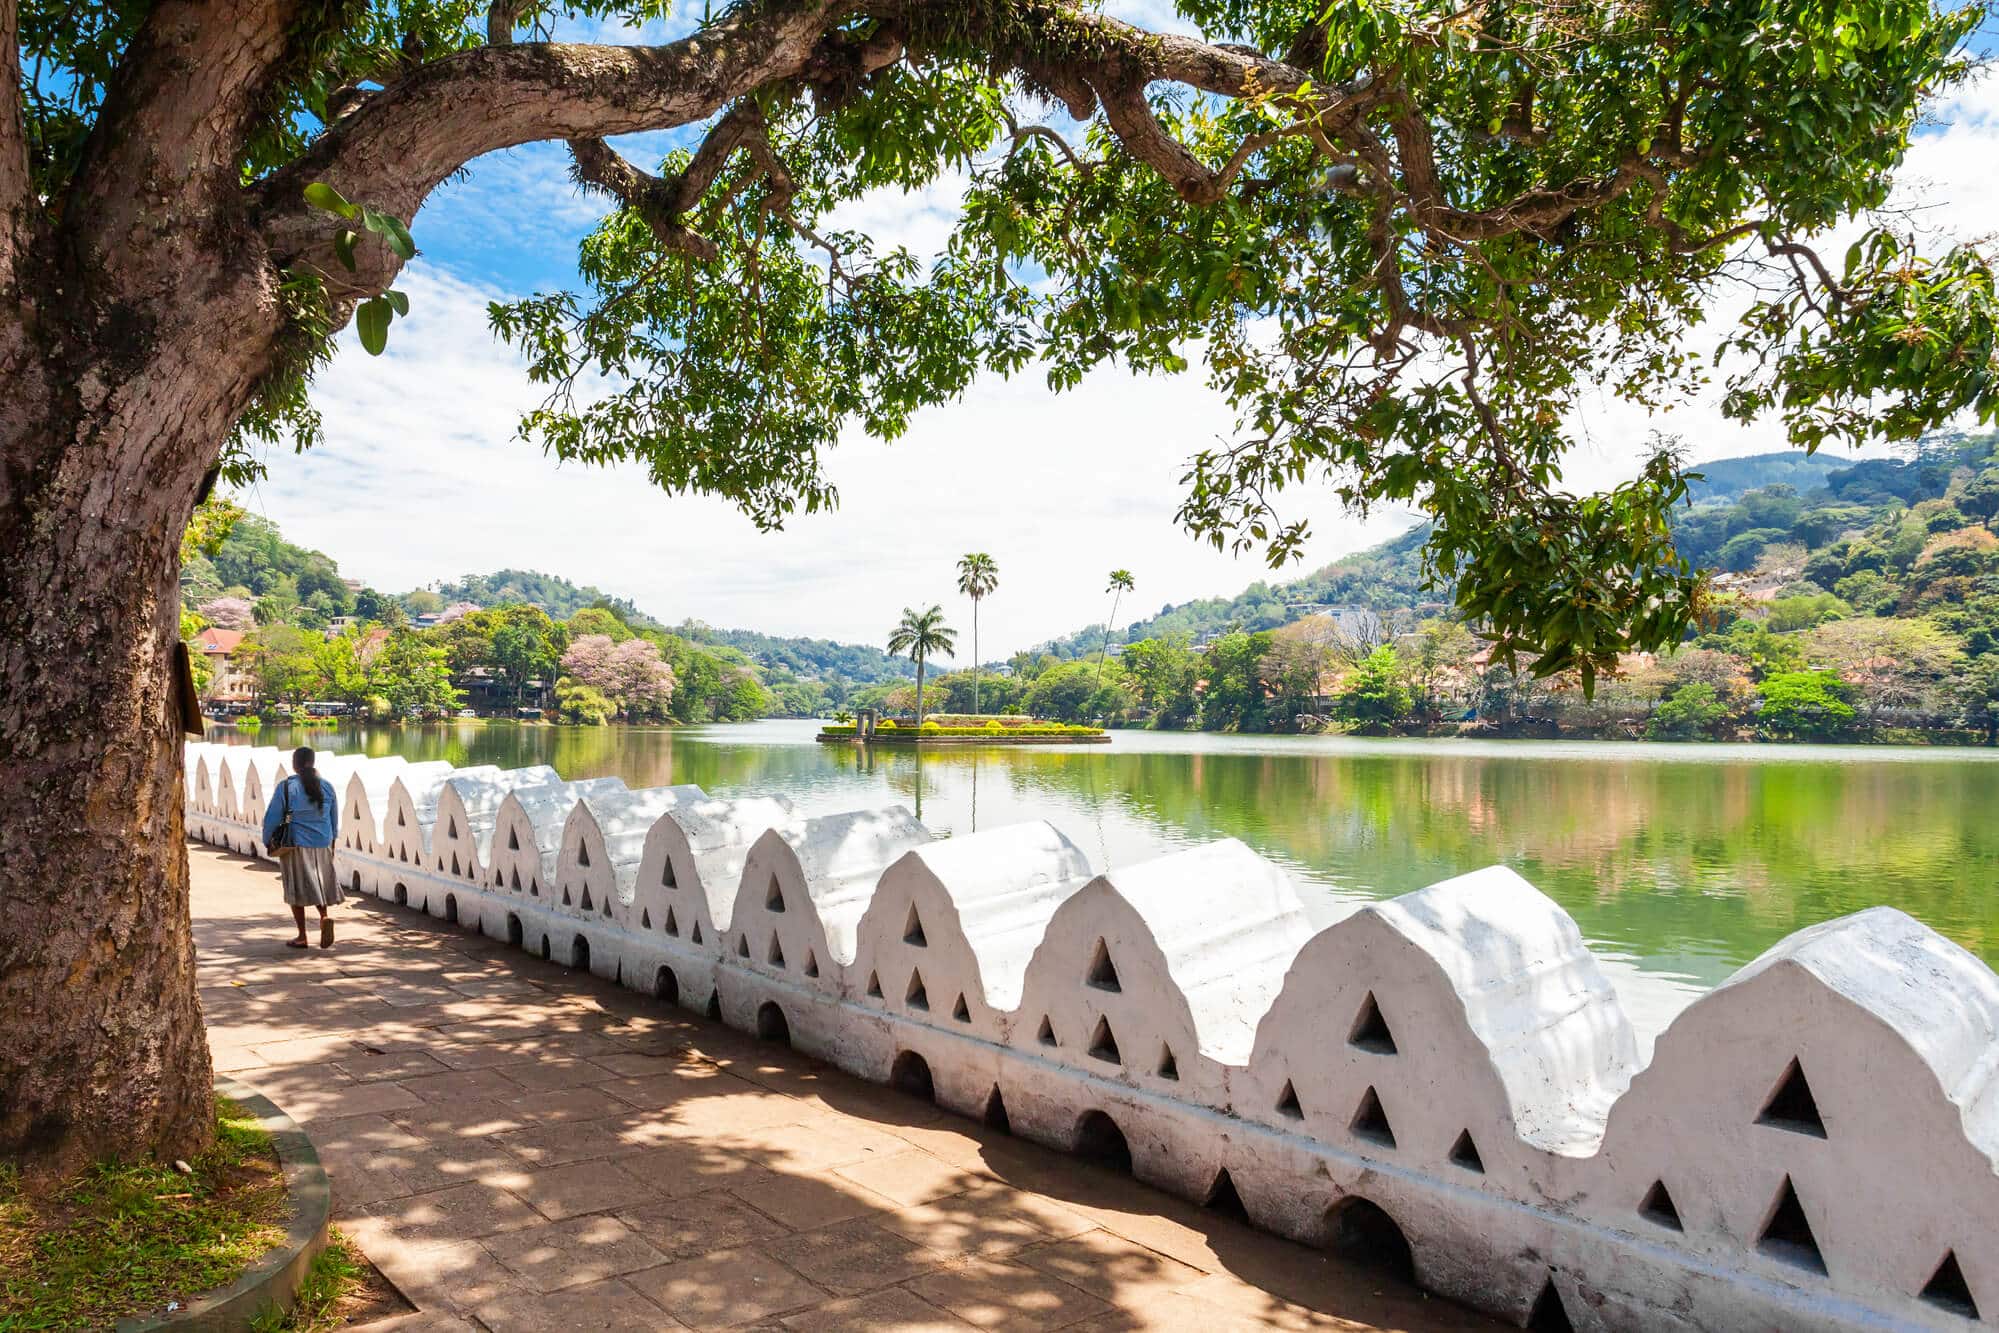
[304,182,358,220]
[333,229,358,273]
[356,297,390,356]
[383,289,410,317]
[361,207,418,261]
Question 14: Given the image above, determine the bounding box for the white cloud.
[251,265,1410,658]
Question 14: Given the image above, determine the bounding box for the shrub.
[1647,683,1729,740]
[1756,670,1856,740]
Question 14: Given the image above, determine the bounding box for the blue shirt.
[262,775,340,849]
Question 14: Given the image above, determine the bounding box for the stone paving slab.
[188,841,1498,1332]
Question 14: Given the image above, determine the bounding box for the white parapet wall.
[179,740,1999,1331]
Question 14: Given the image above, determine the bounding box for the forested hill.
[184,527,912,688]
[1037,524,1436,658]
[428,570,649,624]
[1034,450,1899,657]
[671,623,914,682]
[422,572,914,684]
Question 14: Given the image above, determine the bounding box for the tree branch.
[69,0,309,266]
[259,2,843,281]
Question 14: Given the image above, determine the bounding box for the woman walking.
[260,746,343,948]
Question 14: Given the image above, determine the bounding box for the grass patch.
[251,1230,363,1332]
[0,1096,289,1330]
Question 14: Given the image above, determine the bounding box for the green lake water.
[222,719,1999,1043]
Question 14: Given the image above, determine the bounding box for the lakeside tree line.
[177,512,865,724]
[870,434,1999,745]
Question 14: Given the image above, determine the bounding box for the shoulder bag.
[269,779,295,854]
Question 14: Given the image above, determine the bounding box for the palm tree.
[1097,570,1135,689]
[955,553,999,715]
[887,605,957,729]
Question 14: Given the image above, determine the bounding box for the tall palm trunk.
[1096,588,1123,689]
[971,601,980,715]
[915,654,927,728]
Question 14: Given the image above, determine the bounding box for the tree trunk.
[915,657,926,730]
[971,604,980,716]
[0,243,277,1180]
[0,444,216,1182]
[1097,592,1121,691]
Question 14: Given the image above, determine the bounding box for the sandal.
[320,918,335,949]
[286,937,310,949]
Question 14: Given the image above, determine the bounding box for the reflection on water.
[219,719,1999,1045]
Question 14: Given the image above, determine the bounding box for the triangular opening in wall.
[661,857,676,888]
[951,993,970,1023]
[510,867,521,892]
[561,886,572,907]
[1921,1251,1980,1320]
[1085,939,1120,992]
[803,950,819,978]
[1157,1046,1179,1081]
[983,1085,1012,1133]
[866,971,883,999]
[766,874,785,913]
[1036,1015,1057,1047]
[705,993,722,1021]
[529,878,539,897]
[1526,1276,1574,1333]
[1755,1176,1827,1275]
[1348,991,1397,1055]
[580,887,593,912]
[690,921,702,945]
[1638,1180,1682,1232]
[1349,1086,1396,1149]
[451,853,461,876]
[1087,1016,1122,1065]
[507,827,518,850]
[905,969,929,1011]
[578,843,591,868]
[1202,1168,1250,1222]
[768,933,786,969]
[448,815,458,839]
[736,934,750,958]
[1275,1080,1304,1120]
[1755,1058,1827,1139]
[903,904,927,947]
[663,906,678,936]
[1448,1129,1484,1174]
[398,809,406,826]
[641,907,652,930]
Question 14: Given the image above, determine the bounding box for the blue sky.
[245,7,1999,658]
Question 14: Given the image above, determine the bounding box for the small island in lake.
[818,711,1110,745]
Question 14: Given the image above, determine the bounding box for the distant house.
[193,628,253,703]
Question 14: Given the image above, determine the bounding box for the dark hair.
[292,746,325,809]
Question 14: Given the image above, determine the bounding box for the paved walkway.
[190,842,1496,1332]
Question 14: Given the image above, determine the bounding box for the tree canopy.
[12,0,1994,693]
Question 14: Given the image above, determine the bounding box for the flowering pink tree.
[196,596,254,631]
[561,635,675,720]
[608,639,677,719]
[561,634,617,691]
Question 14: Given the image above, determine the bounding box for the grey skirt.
[279,845,345,907]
